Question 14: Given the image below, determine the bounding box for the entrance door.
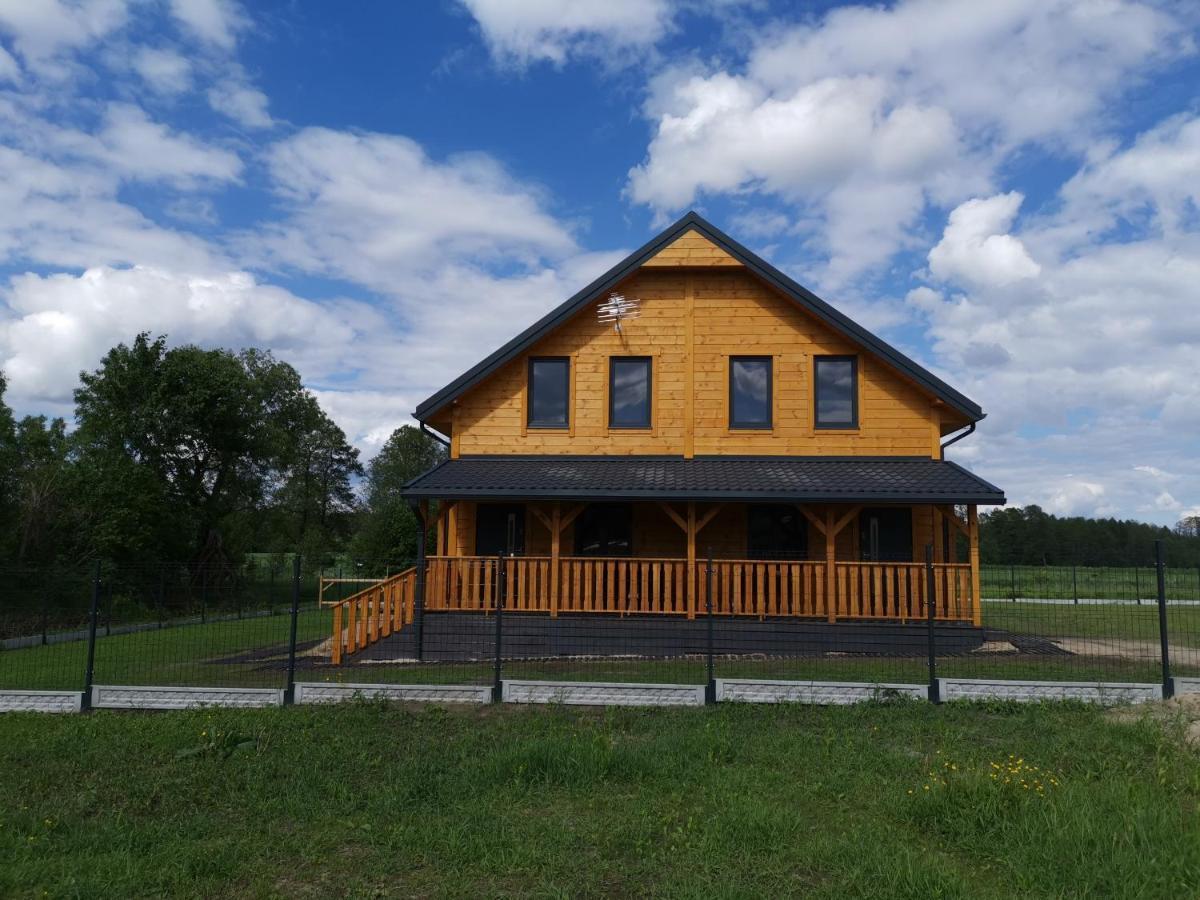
[859,508,913,562]
[475,504,526,556]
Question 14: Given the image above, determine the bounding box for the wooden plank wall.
[447,230,965,457]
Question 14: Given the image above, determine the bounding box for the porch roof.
[402,455,1006,505]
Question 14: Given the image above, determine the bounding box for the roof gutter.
[939,422,975,460]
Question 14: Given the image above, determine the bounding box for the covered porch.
[326,456,1003,664]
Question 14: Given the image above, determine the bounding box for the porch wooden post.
[550,502,561,618]
[825,507,837,624]
[968,504,981,627]
[687,501,697,620]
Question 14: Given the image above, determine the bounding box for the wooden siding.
[448,232,967,457]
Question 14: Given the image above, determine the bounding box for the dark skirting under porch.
[343,611,984,664]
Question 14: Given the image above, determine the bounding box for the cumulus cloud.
[459,0,672,65]
[928,193,1040,287]
[0,0,130,68]
[626,0,1187,283]
[0,265,369,408]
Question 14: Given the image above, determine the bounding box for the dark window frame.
[527,356,570,429]
[729,355,773,429]
[608,356,653,429]
[814,354,859,430]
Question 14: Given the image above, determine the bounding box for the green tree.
[10,415,72,564]
[72,334,320,563]
[350,425,444,564]
[0,374,18,556]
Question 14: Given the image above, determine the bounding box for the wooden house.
[329,213,1004,664]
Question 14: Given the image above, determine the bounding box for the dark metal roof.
[414,211,984,422]
[402,455,1006,504]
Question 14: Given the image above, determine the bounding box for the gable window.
[528,357,569,428]
[609,357,652,428]
[814,355,858,429]
[730,356,772,429]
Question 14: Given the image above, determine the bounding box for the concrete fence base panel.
[502,680,705,707]
[716,679,927,705]
[91,685,284,710]
[938,678,1160,704]
[293,682,491,705]
[0,690,83,713]
[1171,678,1200,695]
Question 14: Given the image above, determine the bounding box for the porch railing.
[334,556,978,661]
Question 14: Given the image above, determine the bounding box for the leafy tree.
[350,425,445,564]
[72,334,323,563]
[10,415,72,564]
[0,374,18,556]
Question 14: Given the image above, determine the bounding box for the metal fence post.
[156,568,165,628]
[269,564,275,617]
[1010,563,1016,602]
[1072,564,1078,605]
[493,554,505,703]
[412,505,428,663]
[284,555,301,705]
[1156,541,1173,699]
[200,568,207,623]
[705,549,716,705]
[926,544,940,704]
[1135,566,1141,606]
[40,586,48,646]
[81,562,101,711]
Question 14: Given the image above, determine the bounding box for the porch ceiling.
[402,455,1005,505]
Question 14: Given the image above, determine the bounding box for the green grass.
[981,564,1200,601]
[1,701,1198,897]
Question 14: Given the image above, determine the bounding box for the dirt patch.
[1052,638,1200,667]
[1110,693,1200,747]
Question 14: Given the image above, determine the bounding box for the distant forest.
[2,334,1196,572]
[979,506,1200,568]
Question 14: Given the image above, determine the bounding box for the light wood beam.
[687,501,697,619]
[797,504,827,535]
[550,502,561,618]
[658,501,689,533]
[968,504,981,627]
[825,507,837,624]
[696,503,724,533]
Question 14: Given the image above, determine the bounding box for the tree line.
[0,334,444,572]
[980,506,1200,568]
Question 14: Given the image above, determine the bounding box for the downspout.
[939,422,975,460]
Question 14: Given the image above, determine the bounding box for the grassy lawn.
[980,564,1200,601]
[1,701,1198,897]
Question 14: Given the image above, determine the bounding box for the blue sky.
[0,0,1198,525]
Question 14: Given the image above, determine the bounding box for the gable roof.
[414,211,984,422]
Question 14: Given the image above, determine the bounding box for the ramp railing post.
[284,555,300,705]
[925,544,940,704]
[1156,541,1173,699]
[81,561,101,711]
[705,549,715,705]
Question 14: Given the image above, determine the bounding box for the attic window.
[609,357,652,428]
[815,356,858,429]
[528,357,569,428]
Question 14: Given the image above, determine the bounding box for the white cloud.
[627,0,1187,282]
[207,78,272,129]
[132,46,192,94]
[253,127,577,291]
[928,193,1040,287]
[1045,479,1108,517]
[0,265,365,407]
[459,0,671,65]
[167,0,246,50]
[90,102,243,185]
[0,0,129,66]
[0,43,19,81]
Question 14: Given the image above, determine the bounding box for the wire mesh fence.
[1,543,1196,704]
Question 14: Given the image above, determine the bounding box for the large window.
[528,357,569,428]
[814,355,858,429]
[729,356,772,428]
[748,505,808,559]
[573,504,633,557]
[609,357,652,428]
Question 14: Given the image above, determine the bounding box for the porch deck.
[329,555,978,665]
